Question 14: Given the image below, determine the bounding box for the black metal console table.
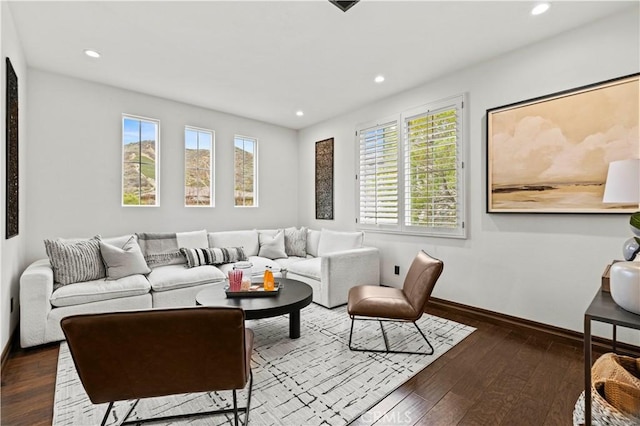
[583,290,640,425]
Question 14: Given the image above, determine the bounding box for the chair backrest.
[402,251,444,319]
[61,307,251,404]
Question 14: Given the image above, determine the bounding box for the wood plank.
[414,391,473,425]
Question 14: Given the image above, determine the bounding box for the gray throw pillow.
[44,236,106,285]
[100,236,151,280]
[258,230,288,259]
[284,227,307,257]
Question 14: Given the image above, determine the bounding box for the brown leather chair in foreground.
[347,250,443,355]
[61,307,254,426]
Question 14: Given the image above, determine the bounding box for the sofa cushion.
[287,257,321,281]
[274,256,307,270]
[50,274,150,307]
[317,229,363,256]
[44,236,106,285]
[208,230,259,257]
[285,227,307,257]
[100,236,151,280]
[136,230,208,268]
[217,256,283,278]
[258,230,287,259]
[180,247,247,267]
[307,229,321,257]
[146,264,225,292]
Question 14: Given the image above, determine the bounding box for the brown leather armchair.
[347,250,443,355]
[61,307,254,426]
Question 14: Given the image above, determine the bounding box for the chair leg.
[348,316,435,355]
[348,316,356,350]
[233,390,239,426]
[413,322,434,355]
[379,320,390,351]
[100,401,114,426]
[244,370,253,426]
[119,375,253,425]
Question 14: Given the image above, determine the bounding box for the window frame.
[355,94,466,238]
[233,134,259,208]
[184,126,215,208]
[121,114,160,207]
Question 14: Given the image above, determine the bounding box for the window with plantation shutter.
[357,120,400,228]
[356,95,466,238]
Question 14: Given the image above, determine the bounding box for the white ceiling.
[8,0,637,130]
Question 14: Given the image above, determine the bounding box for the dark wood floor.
[1,304,599,426]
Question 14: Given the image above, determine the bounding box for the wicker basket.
[573,353,640,425]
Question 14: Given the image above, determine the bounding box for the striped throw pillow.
[179,247,247,268]
[44,236,106,285]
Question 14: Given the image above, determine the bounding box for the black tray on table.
[224,282,281,298]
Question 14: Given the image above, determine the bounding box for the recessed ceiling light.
[83,49,101,58]
[531,3,550,15]
[374,75,385,83]
[296,111,304,117]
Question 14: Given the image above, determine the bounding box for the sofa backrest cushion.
[306,229,321,257]
[317,229,364,256]
[208,230,259,257]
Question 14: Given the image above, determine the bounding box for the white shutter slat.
[358,120,399,227]
[403,105,459,230]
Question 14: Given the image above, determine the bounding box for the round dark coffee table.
[195,278,313,339]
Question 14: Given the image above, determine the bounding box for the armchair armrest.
[20,259,54,348]
[322,247,380,307]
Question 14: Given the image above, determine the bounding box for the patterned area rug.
[53,304,475,425]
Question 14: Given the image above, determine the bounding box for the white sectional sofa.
[20,228,380,348]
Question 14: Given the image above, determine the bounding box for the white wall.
[1,2,28,352]
[298,8,640,338]
[25,71,299,263]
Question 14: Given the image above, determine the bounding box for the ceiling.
[8,1,637,130]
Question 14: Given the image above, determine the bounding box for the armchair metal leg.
[348,316,435,355]
[117,370,254,425]
[233,389,239,426]
[100,401,114,426]
[245,370,253,426]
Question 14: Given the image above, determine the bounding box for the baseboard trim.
[429,297,640,357]
[1,328,17,370]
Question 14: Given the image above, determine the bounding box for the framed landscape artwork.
[315,138,334,220]
[486,73,639,213]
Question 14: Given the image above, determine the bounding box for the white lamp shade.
[602,159,640,204]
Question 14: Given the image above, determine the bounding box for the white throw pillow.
[258,230,288,259]
[99,236,151,280]
[317,229,364,256]
[284,227,307,257]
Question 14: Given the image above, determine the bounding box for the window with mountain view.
[234,135,257,207]
[185,127,214,207]
[122,115,159,206]
[357,95,466,238]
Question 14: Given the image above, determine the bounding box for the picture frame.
[315,138,334,220]
[6,57,19,238]
[486,73,639,213]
